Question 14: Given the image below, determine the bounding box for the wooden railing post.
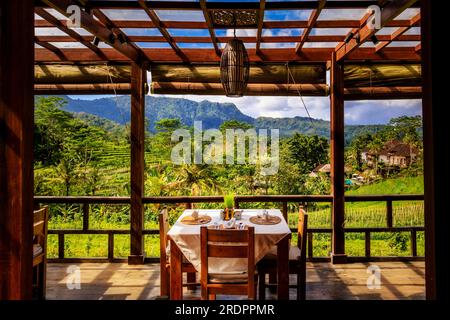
[386,200,393,228]
[282,202,288,222]
[129,62,147,265]
[330,51,347,264]
[82,203,89,231]
[411,230,417,257]
[58,234,65,259]
[108,232,114,261]
[365,231,371,258]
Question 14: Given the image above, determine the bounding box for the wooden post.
[421,0,449,300]
[386,200,393,228]
[82,204,89,231]
[330,51,347,264]
[128,62,147,265]
[0,0,35,300]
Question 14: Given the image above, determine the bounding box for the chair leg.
[187,272,196,291]
[201,285,208,300]
[161,265,170,297]
[36,263,46,300]
[258,272,266,300]
[268,271,277,293]
[298,267,306,300]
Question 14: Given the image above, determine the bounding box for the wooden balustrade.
[34,194,425,263]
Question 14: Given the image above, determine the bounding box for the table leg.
[277,235,290,300]
[170,239,183,300]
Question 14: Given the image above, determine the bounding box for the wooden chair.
[159,209,197,297]
[257,207,308,300]
[33,206,49,300]
[200,226,257,300]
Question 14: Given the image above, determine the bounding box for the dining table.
[167,208,292,300]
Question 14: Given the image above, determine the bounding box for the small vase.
[224,208,234,221]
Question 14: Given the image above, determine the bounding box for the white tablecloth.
[167,209,291,274]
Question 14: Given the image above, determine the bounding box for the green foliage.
[285,133,329,174]
[388,232,409,252]
[219,120,253,132]
[224,194,234,208]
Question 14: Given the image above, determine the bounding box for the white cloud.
[150,93,422,125]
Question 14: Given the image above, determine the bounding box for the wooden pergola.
[0,0,447,301]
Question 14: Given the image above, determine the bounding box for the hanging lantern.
[220,38,250,97]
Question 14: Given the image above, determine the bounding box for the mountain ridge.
[53,95,386,143]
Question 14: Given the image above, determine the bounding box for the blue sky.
[36,2,421,124]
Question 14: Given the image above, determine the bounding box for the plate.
[180,215,212,225]
[249,215,281,225]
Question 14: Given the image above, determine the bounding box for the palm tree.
[368,138,384,174]
[168,164,222,196]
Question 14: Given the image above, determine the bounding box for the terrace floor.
[46,261,425,300]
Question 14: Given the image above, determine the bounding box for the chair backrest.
[34,206,49,253]
[159,209,169,263]
[297,207,308,263]
[200,226,255,287]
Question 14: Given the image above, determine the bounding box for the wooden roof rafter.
[295,0,326,54]
[35,7,108,60]
[35,34,421,44]
[375,12,420,52]
[334,0,419,61]
[41,0,151,66]
[138,0,189,63]
[255,0,266,54]
[200,0,221,57]
[90,8,149,64]
[35,47,421,63]
[35,36,67,61]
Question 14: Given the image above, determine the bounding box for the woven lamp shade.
[220,39,250,97]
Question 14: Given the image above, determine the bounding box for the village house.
[361,140,419,168]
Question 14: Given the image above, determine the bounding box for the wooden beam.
[35,34,421,43]
[35,37,67,61]
[151,63,326,84]
[330,51,346,264]
[36,1,420,10]
[138,0,188,62]
[128,63,146,265]
[91,8,148,63]
[34,83,133,94]
[335,0,419,61]
[344,86,422,100]
[0,0,34,300]
[256,0,266,53]
[41,0,149,66]
[151,82,329,96]
[35,7,107,59]
[35,47,421,63]
[295,0,326,54]
[200,0,221,56]
[375,13,420,52]
[415,43,421,53]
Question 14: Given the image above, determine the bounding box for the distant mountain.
[56,95,386,143]
[254,117,386,145]
[63,95,253,132]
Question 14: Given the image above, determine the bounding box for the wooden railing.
[34,194,424,263]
